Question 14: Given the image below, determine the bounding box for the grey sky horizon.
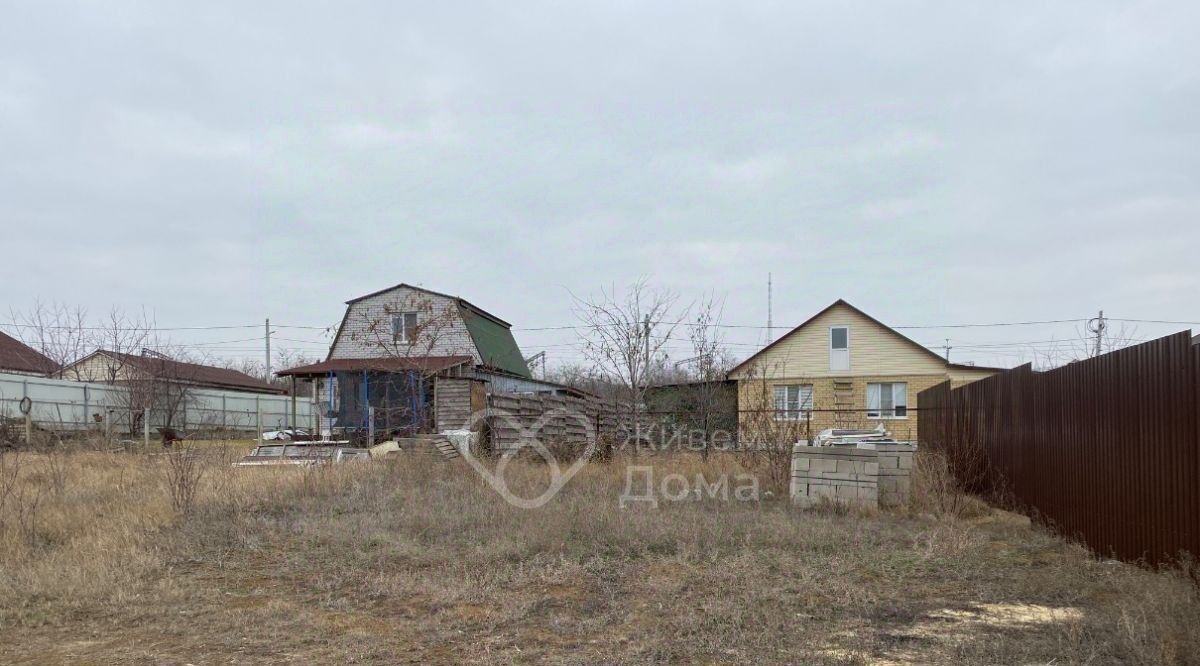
[2,1,1198,370]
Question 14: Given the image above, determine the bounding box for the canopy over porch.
[277,356,475,441]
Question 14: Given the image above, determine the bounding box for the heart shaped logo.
[456,407,597,509]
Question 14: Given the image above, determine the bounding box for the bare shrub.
[734,361,808,495]
[910,448,990,519]
[40,445,71,497]
[162,446,206,517]
[0,451,49,549]
[0,451,22,532]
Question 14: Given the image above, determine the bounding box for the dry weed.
[0,446,1196,665]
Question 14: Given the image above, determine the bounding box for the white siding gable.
[328,286,481,363]
[729,302,947,379]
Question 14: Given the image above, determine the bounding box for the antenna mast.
[766,272,773,344]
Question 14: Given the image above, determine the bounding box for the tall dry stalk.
[163,446,206,517]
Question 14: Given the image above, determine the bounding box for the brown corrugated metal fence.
[918,331,1199,566]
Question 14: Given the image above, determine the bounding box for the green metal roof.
[459,305,530,378]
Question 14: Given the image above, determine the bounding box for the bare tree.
[683,296,736,458]
[9,300,89,376]
[735,358,807,494]
[202,349,316,396]
[643,296,737,457]
[573,279,688,451]
[116,343,203,435]
[68,307,156,384]
[544,362,621,399]
[1030,321,1141,370]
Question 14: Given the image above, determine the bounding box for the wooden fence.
[485,392,628,452]
[918,331,1199,566]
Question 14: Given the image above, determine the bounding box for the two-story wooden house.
[279,283,579,438]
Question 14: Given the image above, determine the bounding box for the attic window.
[829,326,849,371]
[392,312,418,344]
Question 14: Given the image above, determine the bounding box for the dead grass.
[0,445,1197,665]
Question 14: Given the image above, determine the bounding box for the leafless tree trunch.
[573,278,689,452]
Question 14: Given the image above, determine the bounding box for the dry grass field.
[0,443,1197,665]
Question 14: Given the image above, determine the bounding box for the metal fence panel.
[918,332,1199,565]
[0,371,311,434]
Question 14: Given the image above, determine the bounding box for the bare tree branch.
[573,278,689,448]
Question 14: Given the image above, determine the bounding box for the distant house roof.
[0,331,56,375]
[277,355,474,377]
[727,299,1009,377]
[72,350,283,394]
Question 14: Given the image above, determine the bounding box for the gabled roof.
[728,299,1007,376]
[70,350,282,394]
[0,331,57,375]
[333,282,531,379]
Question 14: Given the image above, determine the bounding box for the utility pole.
[1088,310,1106,357]
[943,338,952,362]
[265,318,272,380]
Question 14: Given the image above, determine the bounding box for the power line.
[512,316,1093,332]
[1,315,1135,335]
[0,321,261,332]
[1108,318,1200,326]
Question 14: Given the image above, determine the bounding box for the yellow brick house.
[727,300,1003,442]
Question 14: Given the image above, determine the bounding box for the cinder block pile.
[790,443,914,509]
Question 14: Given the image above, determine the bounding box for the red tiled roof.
[0,331,57,375]
[276,355,474,377]
[95,350,283,393]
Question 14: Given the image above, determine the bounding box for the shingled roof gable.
[0,331,57,375]
[75,350,281,393]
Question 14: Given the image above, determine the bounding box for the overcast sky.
[2,1,1198,369]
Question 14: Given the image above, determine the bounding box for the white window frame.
[829,326,850,371]
[392,312,419,344]
[773,383,814,421]
[867,382,908,419]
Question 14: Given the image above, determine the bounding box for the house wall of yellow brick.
[737,373,947,442]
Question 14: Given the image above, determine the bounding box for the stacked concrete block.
[791,442,915,509]
[875,444,914,508]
